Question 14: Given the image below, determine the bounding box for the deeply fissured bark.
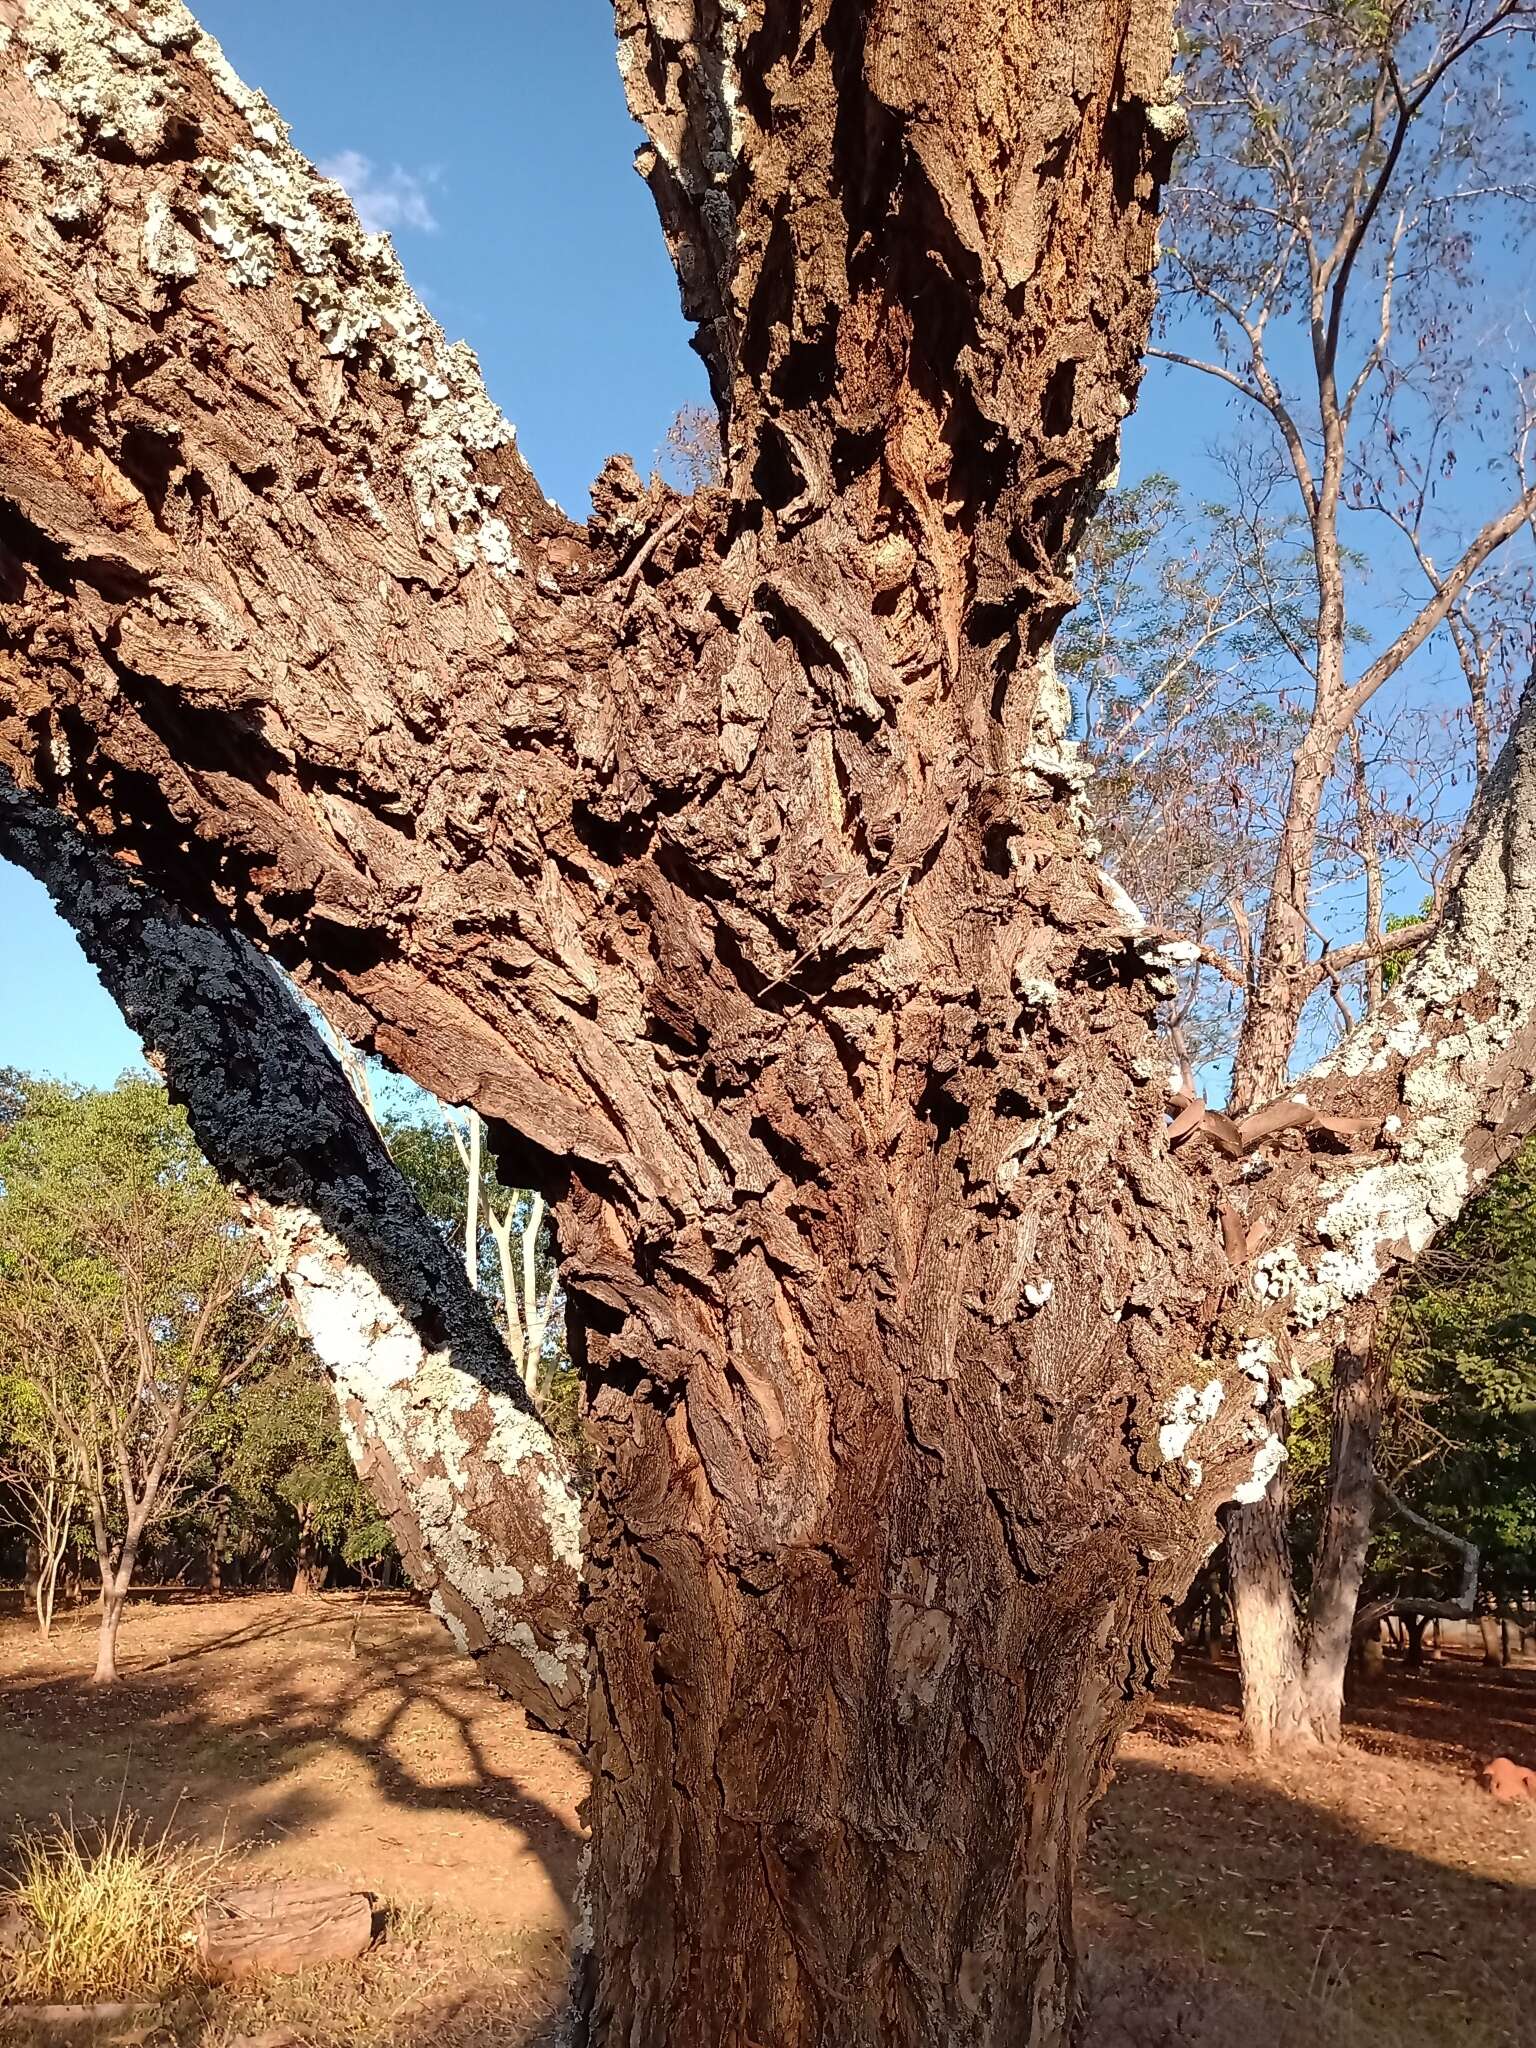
[9,6,1536,2044]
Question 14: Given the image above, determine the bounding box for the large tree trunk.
[8,6,1536,2043]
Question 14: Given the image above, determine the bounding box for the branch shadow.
[0,1596,583,1936]
[1083,1741,1536,2047]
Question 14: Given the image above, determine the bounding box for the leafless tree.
[1129,0,1536,1748]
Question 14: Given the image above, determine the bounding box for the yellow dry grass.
[0,1809,224,2005]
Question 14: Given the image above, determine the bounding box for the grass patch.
[1,1810,223,2004]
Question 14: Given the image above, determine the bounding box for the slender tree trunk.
[209,1495,229,1595]
[1229,1314,1386,1749]
[291,1509,322,1598]
[1297,1312,1386,1743]
[1227,1452,1317,1751]
[92,1554,136,1686]
[1478,1613,1501,1666]
[1229,721,1343,1111]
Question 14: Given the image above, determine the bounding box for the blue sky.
[6,3,712,1088]
[2,6,1529,1089]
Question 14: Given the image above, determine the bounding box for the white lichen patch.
[1136,935,1201,974]
[22,0,184,157]
[1233,1428,1287,1504]
[1158,1377,1223,1465]
[141,189,198,280]
[1234,1333,1275,1406]
[1097,868,1148,935]
[1014,972,1060,1010]
[33,142,103,229]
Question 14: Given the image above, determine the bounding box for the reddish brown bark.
[5,6,1536,2044]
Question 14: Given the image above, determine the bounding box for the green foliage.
[0,1075,266,1537]
[1384,1146,1536,1591]
[216,1354,391,1572]
[0,1071,392,1590]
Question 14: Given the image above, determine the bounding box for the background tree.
[1074,0,1536,1749]
[0,1342,80,1636]
[217,1352,393,1596]
[9,4,1536,2041]
[383,1104,572,1420]
[0,1077,272,1681]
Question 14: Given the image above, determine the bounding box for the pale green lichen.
[22,0,182,158]
[194,146,521,572]
[141,188,198,280]
[265,1202,584,1693]
[20,0,522,576]
[34,142,103,229]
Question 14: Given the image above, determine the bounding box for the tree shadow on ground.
[1083,1743,1535,2048]
[1155,1644,1536,1771]
[0,1595,582,1928]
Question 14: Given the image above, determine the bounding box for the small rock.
[1479,1755,1536,1801]
[198,1880,374,1980]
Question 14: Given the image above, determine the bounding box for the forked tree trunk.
[291,1511,323,1598]
[1230,1311,1386,1750]
[93,1558,135,1686]
[10,7,1536,2044]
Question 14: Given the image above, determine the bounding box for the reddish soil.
[0,1592,584,1938]
[1082,1649,1536,2046]
[2,1597,1533,2046]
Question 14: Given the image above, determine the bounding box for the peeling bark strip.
[0,778,585,1738]
[4,3,1535,2044]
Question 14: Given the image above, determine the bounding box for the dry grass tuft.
[0,1810,224,2004]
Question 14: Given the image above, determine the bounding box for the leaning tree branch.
[1208,667,1536,1386]
[0,0,646,1177]
[0,773,587,1739]
[1352,1481,1481,1633]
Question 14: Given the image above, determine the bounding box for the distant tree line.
[0,1066,571,1682]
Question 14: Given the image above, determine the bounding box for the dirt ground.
[2,1593,1533,2046]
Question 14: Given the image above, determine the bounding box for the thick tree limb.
[1211,676,1536,1372]
[0,773,586,1737]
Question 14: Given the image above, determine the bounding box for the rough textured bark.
[1298,1314,1387,1743]
[4,5,1536,2043]
[0,775,585,1736]
[1227,1310,1385,1750]
[1225,1448,1310,1751]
